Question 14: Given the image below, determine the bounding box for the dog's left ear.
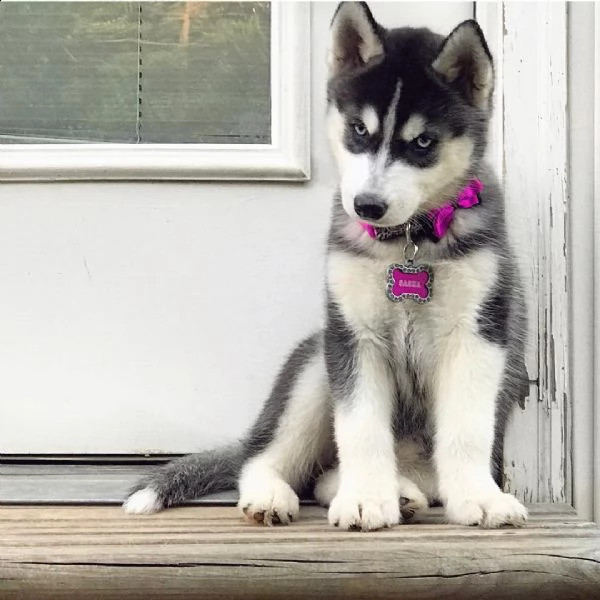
[432,20,493,110]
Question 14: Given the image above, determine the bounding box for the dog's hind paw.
[313,469,339,507]
[398,475,429,521]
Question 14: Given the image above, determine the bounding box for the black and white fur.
[125,2,529,531]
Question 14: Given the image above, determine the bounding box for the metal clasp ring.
[403,222,418,264]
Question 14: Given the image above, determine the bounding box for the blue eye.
[352,121,368,137]
[414,134,433,149]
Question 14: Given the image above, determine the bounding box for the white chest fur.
[327,248,499,372]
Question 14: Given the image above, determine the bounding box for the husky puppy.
[125,2,529,531]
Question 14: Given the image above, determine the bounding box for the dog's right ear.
[328,2,384,77]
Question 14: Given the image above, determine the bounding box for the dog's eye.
[415,134,433,149]
[352,121,369,137]
[409,133,437,155]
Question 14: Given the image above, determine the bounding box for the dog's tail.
[123,444,244,514]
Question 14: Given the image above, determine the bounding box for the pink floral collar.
[361,178,483,242]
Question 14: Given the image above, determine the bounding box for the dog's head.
[327,2,493,226]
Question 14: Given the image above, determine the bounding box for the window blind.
[0,2,271,144]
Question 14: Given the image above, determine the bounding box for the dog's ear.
[432,20,494,110]
[328,2,384,76]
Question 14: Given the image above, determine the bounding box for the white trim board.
[0,2,311,182]
[593,2,600,524]
[476,1,571,506]
[568,1,597,523]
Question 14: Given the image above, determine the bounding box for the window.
[0,1,309,180]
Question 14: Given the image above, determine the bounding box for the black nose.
[354,193,388,221]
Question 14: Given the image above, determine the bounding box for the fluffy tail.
[123,444,244,514]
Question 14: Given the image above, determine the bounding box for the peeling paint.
[502,2,570,505]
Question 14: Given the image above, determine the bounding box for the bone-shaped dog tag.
[386,264,433,303]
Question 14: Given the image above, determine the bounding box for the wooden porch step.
[0,503,598,599]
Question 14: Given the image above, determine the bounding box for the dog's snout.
[354,193,388,221]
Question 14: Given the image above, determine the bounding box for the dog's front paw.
[446,491,527,528]
[328,488,400,531]
[238,479,300,526]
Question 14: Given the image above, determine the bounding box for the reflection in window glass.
[0,2,271,144]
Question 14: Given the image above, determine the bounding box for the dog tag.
[386,263,433,303]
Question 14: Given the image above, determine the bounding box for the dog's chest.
[328,249,498,440]
[329,251,462,334]
[327,248,498,374]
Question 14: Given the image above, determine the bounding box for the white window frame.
[0,2,310,182]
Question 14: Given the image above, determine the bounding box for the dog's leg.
[325,324,401,531]
[238,340,332,526]
[433,329,527,528]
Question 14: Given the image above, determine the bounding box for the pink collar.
[361,178,483,241]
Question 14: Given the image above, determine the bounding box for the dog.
[124,1,530,531]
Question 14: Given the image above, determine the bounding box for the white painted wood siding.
[498,2,570,504]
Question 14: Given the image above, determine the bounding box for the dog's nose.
[354,193,388,221]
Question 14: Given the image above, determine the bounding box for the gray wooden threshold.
[0,463,238,505]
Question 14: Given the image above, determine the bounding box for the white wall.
[0,2,472,454]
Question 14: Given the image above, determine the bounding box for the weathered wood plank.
[0,505,598,600]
